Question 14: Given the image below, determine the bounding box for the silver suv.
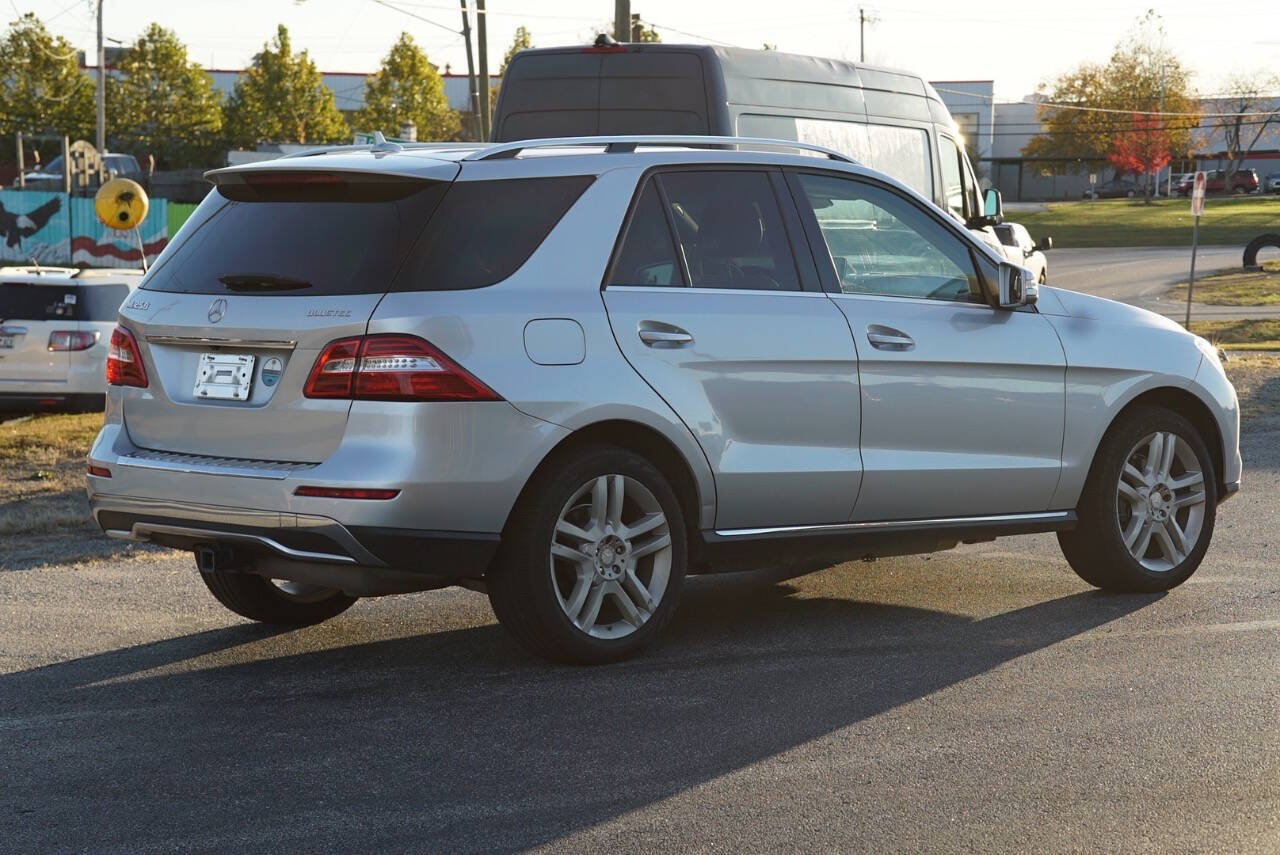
[88,135,1242,663]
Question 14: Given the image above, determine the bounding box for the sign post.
[1185,170,1206,329]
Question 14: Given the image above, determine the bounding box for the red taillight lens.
[105,326,147,387]
[303,337,361,398]
[294,486,400,500]
[303,334,500,402]
[48,330,99,351]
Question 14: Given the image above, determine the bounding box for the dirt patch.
[0,412,102,537]
[1223,352,1280,433]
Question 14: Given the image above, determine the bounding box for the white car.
[995,222,1052,284]
[0,266,143,410]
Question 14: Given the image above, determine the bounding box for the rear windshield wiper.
[218,274,313,292]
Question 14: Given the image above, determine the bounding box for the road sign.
[1190,170,1206,217]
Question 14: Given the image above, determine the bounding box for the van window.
[938,135,965,220]
[795,172,983,304]
[738,114,932,199]
[609,181,685,287]
[658,171,801,291]
[0,283,129,321]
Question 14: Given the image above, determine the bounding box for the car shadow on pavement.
[1,572,1161,852]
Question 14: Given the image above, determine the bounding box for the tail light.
[304,334,500,402]
[48,330,99,351]
[105,325,148,387]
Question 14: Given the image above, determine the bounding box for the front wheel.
[488,446,687,663]
[1059,407,1216,592]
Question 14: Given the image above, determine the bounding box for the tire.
[1058,406,1217,592]
[1243,233,1280,268]
[200,569,356,626]
[488,445,687,664]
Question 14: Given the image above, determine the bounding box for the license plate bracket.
[194,353,255,401]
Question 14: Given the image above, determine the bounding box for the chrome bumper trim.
[91,493,384,566]
[715,510,1075,538]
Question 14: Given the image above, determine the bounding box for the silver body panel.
[87,139,1242,584]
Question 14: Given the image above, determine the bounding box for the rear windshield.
[142,173,593,296]
[0,282,130,322]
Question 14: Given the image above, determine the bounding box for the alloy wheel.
[549,474,673,639]
[1115,431,1207,571]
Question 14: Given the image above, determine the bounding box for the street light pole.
[96,0,105,154]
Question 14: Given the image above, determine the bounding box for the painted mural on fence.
[0,190,168,268]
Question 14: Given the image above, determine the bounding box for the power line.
[367,0,460,36]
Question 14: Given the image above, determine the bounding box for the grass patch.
[1189,319,1280,350]
[0,412,101,536]
[1222,353,1280,428]
[1016,195,1280,248]
[1169,261,1280,306]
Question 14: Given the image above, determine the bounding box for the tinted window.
[796,172,984,303]
[143,179,447,296]
[0,283,79,320]
[79,284,132,320]
[609,181,684,287]
[938,136,965,219]
[657,171,800,291]
[394,176,594,291]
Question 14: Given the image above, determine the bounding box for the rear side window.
[142,178,448,296]
[658,170,800,291]
[609,181,684,287]
[393,176,593,291]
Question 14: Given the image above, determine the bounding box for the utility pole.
[476,0,490,141]
[859,7,866,62]
[1159,63,1169,197]
[615,0,631,42]
[459,1,480,140]
[96,0,105,154]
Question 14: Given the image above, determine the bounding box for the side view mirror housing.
[997,262,1038,309]
[1035,235,1054,252]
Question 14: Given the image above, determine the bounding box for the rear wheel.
[488,446,687,663]
[1058,407,1216,592]
[199,570,356,625]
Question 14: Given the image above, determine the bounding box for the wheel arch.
[503,418,710,553]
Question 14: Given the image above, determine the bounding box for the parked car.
[1176,169,1259,196]
[1266,172,1280,194]
[1083,178,1138,199]
[87,135,1241,663]
[12,153,143,189]
[0,266,143,410]
[995,222,1052,283]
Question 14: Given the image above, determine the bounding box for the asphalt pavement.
[1049,245,1280,320]
[3,423,1278,852]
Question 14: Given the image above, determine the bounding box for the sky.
[12,0,1280,100]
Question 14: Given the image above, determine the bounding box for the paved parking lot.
[3,423,1278,852]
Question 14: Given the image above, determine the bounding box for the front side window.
[938,135,966,221]
[658,170,800,291]
[795,172,985,304]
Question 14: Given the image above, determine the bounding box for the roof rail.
[462,135,857,164]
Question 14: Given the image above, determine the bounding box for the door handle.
[638,324,693,348]
[866,325,914,351]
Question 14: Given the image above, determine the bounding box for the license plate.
[0,335,13,349]
[194,353,255,401]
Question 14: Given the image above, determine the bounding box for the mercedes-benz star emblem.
[208,298,228,324]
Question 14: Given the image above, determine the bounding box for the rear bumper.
[91,493,499,584]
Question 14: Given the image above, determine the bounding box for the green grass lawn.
[1169,262,1280,306]
[1016,195,1280,248]
[1190,318,1280,351]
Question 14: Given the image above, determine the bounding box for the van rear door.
[119,163,456,462]
[0,281,76,384]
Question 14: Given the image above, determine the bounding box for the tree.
[1206,72,1280,192]
[354,32,458,142]
[223,25,348,147]
[631,15,661,42]
[1023,11,1197,201]
[0,14,94,160]
[1107,113,1171,199]
[498,25,533,76]
[106,24,223,169]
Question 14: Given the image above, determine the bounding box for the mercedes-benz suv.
[87,135,1242,663]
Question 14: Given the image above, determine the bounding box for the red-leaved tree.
[1107,112,1172,203]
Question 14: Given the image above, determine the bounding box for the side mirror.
[982,187,1003,221]
[1035,236,1053,252]
[998,262,1038,309]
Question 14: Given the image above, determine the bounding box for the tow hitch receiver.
[195,544,251,574]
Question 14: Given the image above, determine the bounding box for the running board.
[695,511,1076,573]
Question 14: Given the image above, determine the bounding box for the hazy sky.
[15,0,1280,100]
